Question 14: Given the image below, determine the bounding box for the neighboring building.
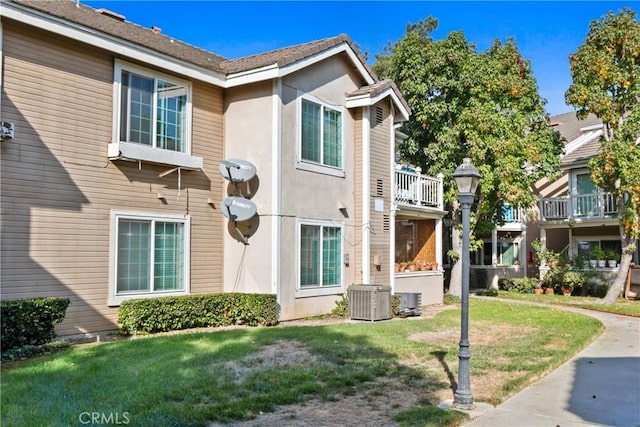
[0,0,444,335]
[537,112,639,270]
[440,111,640,289]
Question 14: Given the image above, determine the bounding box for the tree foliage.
[374,18,563,294]
[565,8,640,303]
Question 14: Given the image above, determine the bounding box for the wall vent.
[375,107,384,125]
[383,214,390,232]
[376,179,384,197]
[348,284,392,321]
[97,8,125,21]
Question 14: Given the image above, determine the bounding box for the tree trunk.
[449,204,462,297]
[600,232,636,304]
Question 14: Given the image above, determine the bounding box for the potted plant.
[420,261,430,271]
[408,262,416,272]
[591,247,606,268]
[561,270,585,296]
[533,281,544,294]
[605,250,620,268]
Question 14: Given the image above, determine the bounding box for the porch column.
[436,216,443,270]
[522,226,527,278]
[492,228,498,265]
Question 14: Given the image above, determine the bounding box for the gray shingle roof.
[10,0,379,84]
[221,34,372,76]
[549,111,602,145]
[9,0,409,116]
[549,112,603,167]
[11,0,229,73]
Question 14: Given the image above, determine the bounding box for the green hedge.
[1,297,71,351]
[499,277,539,293]
[118,293,278,335]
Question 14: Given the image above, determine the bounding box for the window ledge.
[108,142,203,170]
[295,285,344,298]
[296,161,345,178]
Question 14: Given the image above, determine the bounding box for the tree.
[374,18,563,296]
[565,8,640,303]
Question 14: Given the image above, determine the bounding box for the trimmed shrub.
[118,293,278,335]
[1,297,71,351]
[499,277,537,293]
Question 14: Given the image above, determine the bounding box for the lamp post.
[452,157,481,409]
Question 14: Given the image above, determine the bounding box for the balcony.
[394,166,443,210]
[540,192,617,221]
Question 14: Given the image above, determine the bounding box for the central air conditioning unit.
[348,284,392,321]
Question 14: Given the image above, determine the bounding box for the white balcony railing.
[540,192,618,221]
[394,166,443,210]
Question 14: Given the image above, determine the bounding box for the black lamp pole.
[452,157,481,409]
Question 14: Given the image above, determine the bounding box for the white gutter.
[271,78,282,299]
[362,106,371,284]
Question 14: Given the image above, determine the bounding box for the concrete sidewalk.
[464,307,640,427]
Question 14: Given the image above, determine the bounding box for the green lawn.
[483,290,640,317]
[1,299,603,427]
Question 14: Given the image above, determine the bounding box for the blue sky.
[85,1,636,116]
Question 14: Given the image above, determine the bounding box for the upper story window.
[300,96,343,170]
[109,61,202,170]
[118,63,189,152]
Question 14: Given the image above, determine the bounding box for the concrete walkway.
[464,306,640,427]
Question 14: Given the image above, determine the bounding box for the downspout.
[362,106,371,284]
[389,106,397,292]
[436,173,444,269]
[271,78,282,302]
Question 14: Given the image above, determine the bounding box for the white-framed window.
[110,211,190,305]
[472,236,521,266]
[298,220,343,290]
[109,61,202,170]
[116,61,190,152]
[298,95,343,174]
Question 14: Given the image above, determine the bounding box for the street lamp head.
[453,158,481,196]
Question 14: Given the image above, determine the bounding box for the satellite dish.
[221,197,257,222]
[219,159,257,183]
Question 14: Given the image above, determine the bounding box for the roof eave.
[346,89,410,122]
[225,43,375,88]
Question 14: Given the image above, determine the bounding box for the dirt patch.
[209,376,426,427]
[409,321,538,346]
[220,340,322,384]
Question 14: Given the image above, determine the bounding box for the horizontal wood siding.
[0,23,224,335]
[369,102,392,283]
[352,109,363,283]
